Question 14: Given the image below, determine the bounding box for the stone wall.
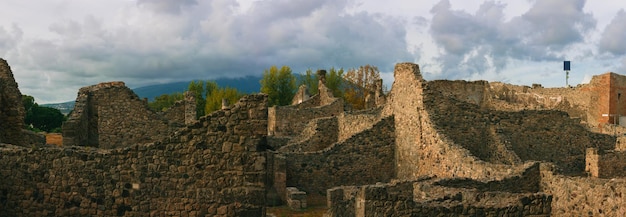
[541,163,626,216]
[63,82,188,148]
[0,94,269,217]
[278,117,338,152]
[0,58,25,146]
[267,98,343,137]
[327,163,551,217]
[425,84,615,174]
[388,63,524,181]
[337,108,383,142]
[585,148,626,178]
[161,91,196,127]
[278,116,395,196]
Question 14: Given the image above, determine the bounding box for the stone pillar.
[184,91,196,124]
[585,148,599,177]
[375,78,386,107]
[221,98,230,110]
[317,70,327,85]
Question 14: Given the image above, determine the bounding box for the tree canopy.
[342,65,381,110]
[260,65,296,106]
[22,95,66,132]
[148,80,244,116]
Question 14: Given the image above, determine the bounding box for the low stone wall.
[0,94,269,217]
[337,108,383,142]
[278,117,338,152]
[267,98,343,137]
[327,163,550,217]
[279,116,395,196]
[541,163,626,216]
[585,148,626,178]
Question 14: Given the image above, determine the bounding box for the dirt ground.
[46,133,63,146]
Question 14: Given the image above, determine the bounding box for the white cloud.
[599,10,626,55]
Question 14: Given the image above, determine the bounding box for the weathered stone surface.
[1,94,269,216]
[62,82,195,148]
[0,58,25,146]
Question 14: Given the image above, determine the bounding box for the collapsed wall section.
[424,84,615,174]
[276,116,395,196]
[541,163,626,216]
[63,82,176,148]
[585,148,626,178]
[267,98,343,137]
[0,58,25,145]
[327,162,550,217]
[0,94,269,216]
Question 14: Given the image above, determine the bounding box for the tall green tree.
[188,81,206,118]
[260,65,296,106]
[326,67,345,98]
[22,95,65,132]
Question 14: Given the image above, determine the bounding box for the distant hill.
[133,76,262,101]
[42,76,263,114]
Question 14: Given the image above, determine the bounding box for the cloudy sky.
[1,0,626,103]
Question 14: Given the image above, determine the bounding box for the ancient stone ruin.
[0,58,44,147]
[3,59,626,216]
[62,82,196,148]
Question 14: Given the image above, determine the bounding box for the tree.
[343,65,381,110]
[22,95,66,132]
[148,92,184,112]
[298,67,344,98]
[205,86,243,113]
[188,81,206,118]
[298,69,318,95]
[326,67,345,98]
[260,65,296,106]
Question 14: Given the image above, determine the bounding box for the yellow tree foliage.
[260,65,296,106]
[205,86,243,113]
[342,65,381,110]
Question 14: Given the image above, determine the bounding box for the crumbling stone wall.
[161,91,196,127]
[388,63,524,181]
[327,163,551,217]
[277,116,395,196]
[541,163,626,216]
[278,116,338,152]
[425,84,615,174]
[267,98,343,137]
[0,59,44,147]
[63,82,186,148]
[337,107,383,142]
[585,148,626,178]
[0,58,25,145]
[0,94,269,217]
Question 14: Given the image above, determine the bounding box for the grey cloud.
[137,0,198,15]
[9,0,413,103]
[599,10,626,55]
[429,0,595,80]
